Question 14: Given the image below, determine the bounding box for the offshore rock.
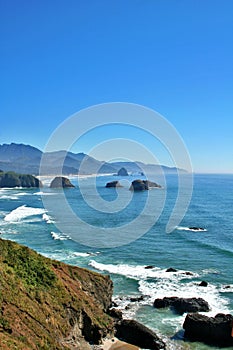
[153,297,210,315]
[183,313,233,347]
[130,179,161,191]
[106,181,123,188]
[50,176,75,188]
[117,167,129,176]
[115,319,166,349]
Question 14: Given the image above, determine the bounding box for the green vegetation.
[0,239,113,349]
[0,171,40,188]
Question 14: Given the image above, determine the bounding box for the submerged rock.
[115,319,166,349]
[183,313,233,347]
[166,267,177,272]
[50,176,75,188]
[153,297,210,315]
[199,281,208,287]
[106,181,123,188]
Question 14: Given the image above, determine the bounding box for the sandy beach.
[93,337,140,350]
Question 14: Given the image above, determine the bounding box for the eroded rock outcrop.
[183,313,233,347]
[115,319,166,349]
[153,297,210,315]
[0,171,41,188]
[117,167,129,176]
[50,176,75,188]
[130,179,161,191]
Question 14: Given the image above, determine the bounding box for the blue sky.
[1,0,232,173]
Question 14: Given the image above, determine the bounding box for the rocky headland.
[0,171,41,188]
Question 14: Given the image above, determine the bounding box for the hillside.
[0,239,114,349]
[0,143,186,175]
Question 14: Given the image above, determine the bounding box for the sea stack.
[50,176,75,188]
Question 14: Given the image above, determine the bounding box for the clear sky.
[1,0,232,173]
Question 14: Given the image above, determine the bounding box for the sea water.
[0,174,233,350]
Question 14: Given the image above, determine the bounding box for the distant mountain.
[0,143,186,175]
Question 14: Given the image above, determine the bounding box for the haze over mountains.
[0,143,184,175]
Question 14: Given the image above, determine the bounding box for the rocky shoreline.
[0,239,232,349]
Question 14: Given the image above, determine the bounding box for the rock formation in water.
[106,181,123,188]
[50,176,75,188]
[0,171,41,188]
[117,167,129,176]
[130,179,161,191]
[153,297,210,315]
[183,313,233,347]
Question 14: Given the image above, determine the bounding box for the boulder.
[199,281,208,287]
[183,313,233,347]
[115,319,166,349]
[153,297,210,315]
[130,295,144,302]
[130,179,149,191]
[108,308,123,320]
[166,267,177,272]
[117,167,129,176]
[145,265,155,269]
[106,181,122,188]
[50,176,75,188]
[130,179,161,191]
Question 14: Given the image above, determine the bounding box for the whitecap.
[42,213,55,224]
[176,226,207,232]
[51,231,70,241]
[88,260,198,280]
[4,205,46,223]
[0,195,19,200]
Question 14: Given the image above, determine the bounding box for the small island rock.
[153,297,210,315]
[117,167,129,176]
[50,176,75,188]
[130,179,161,191]
[106,181,123,188]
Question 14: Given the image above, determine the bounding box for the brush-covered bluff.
[0,238,113,349]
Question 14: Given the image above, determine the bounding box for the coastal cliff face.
[0,239,114,349]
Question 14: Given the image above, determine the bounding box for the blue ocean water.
[0,174,233,350]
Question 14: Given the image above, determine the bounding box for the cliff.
[0,171,41,188]
[0,239,114,349]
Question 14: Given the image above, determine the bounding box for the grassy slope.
[0,239,113,349]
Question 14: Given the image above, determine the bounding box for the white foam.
[51,231,70,240]
[33,191,56,196]
[4,205,46,223]
[73,251,101,257]
[89,260,198,280]
[42,213,54,224]
[0,195,19,200]
[176,226,207,232]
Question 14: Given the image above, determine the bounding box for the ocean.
[0,173,233,350]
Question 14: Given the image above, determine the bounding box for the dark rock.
[199,281,208,287]
[184,271,194,276]
[117,167,128,176]
[106,181,122,188]
[130,179,161,191]
[145,265,155,269]
[130,295,144,302]
[0,171,41,188]
[111,301,118,307]
[130,179,149,191]
[166,267,177,272]
[108,308,123,320]
[115,319,166,349]
[189,227,205,231]
[50,176,75,188]
[183,313,233,347]
[153,297,210,315]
